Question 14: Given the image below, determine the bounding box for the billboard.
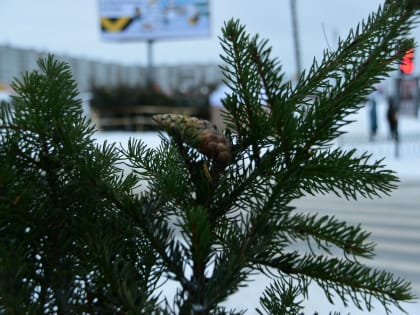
[98,0,210,40]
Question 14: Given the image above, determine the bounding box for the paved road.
[222,180,420,314]
[108,131,420,313]
[292,180,420,297]
[289,180,420,314]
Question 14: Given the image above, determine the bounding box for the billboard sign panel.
[98,0,210,40]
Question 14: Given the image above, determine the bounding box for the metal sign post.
[147,39,155,88]
[98,0,210,89]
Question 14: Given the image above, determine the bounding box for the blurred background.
[1,1,419,314]
[0,1,394,72]
[1,0,419,131]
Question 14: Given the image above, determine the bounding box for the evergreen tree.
[0,0,418,314]
[0,57,161,314]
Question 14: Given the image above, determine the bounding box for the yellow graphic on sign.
[101,17,133,32]
[98,0,210,40]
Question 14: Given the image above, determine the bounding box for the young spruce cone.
[153,114,231,165]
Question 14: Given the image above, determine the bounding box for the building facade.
[0,44,223,93]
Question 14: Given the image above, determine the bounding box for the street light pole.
[290,0,302,76]
[147,39,155,88]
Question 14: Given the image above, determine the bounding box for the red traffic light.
[400,48,414,74]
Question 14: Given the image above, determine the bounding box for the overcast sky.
[1,0,418,75]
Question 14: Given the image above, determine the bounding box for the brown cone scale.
[153,114,231,165]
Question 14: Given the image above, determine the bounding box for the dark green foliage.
[0,57,162,314]
[90,84,178,108]
[0,0,419,314]
[256,280,305,315]
[89,84,211,127]
[91,85,215,110]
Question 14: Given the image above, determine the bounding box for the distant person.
[387,96,399,141]
[367,90,378,141]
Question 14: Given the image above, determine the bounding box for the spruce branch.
[256,279,305,315]
[219,20,272,164]
[280,212,376,259]
[297,148,399,199]
[210,1,418,313]
[287,2,416,150]
[125,136,195,211]
[1,55,163,313]
[1,0,419,313]
[263,253,413,313]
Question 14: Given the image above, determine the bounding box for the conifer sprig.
[1,0,419,314]
[1,56,163,314]
[206,0,417,313]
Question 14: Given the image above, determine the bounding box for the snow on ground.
[337,98,420,184]
[93,99,420,184]
[0,92,11,103]
[92,101,420,314]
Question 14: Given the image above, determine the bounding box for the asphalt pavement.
[293,182,420,298]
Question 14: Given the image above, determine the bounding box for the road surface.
[223,179,420,314]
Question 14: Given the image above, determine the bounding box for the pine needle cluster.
[0,0,419,314]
